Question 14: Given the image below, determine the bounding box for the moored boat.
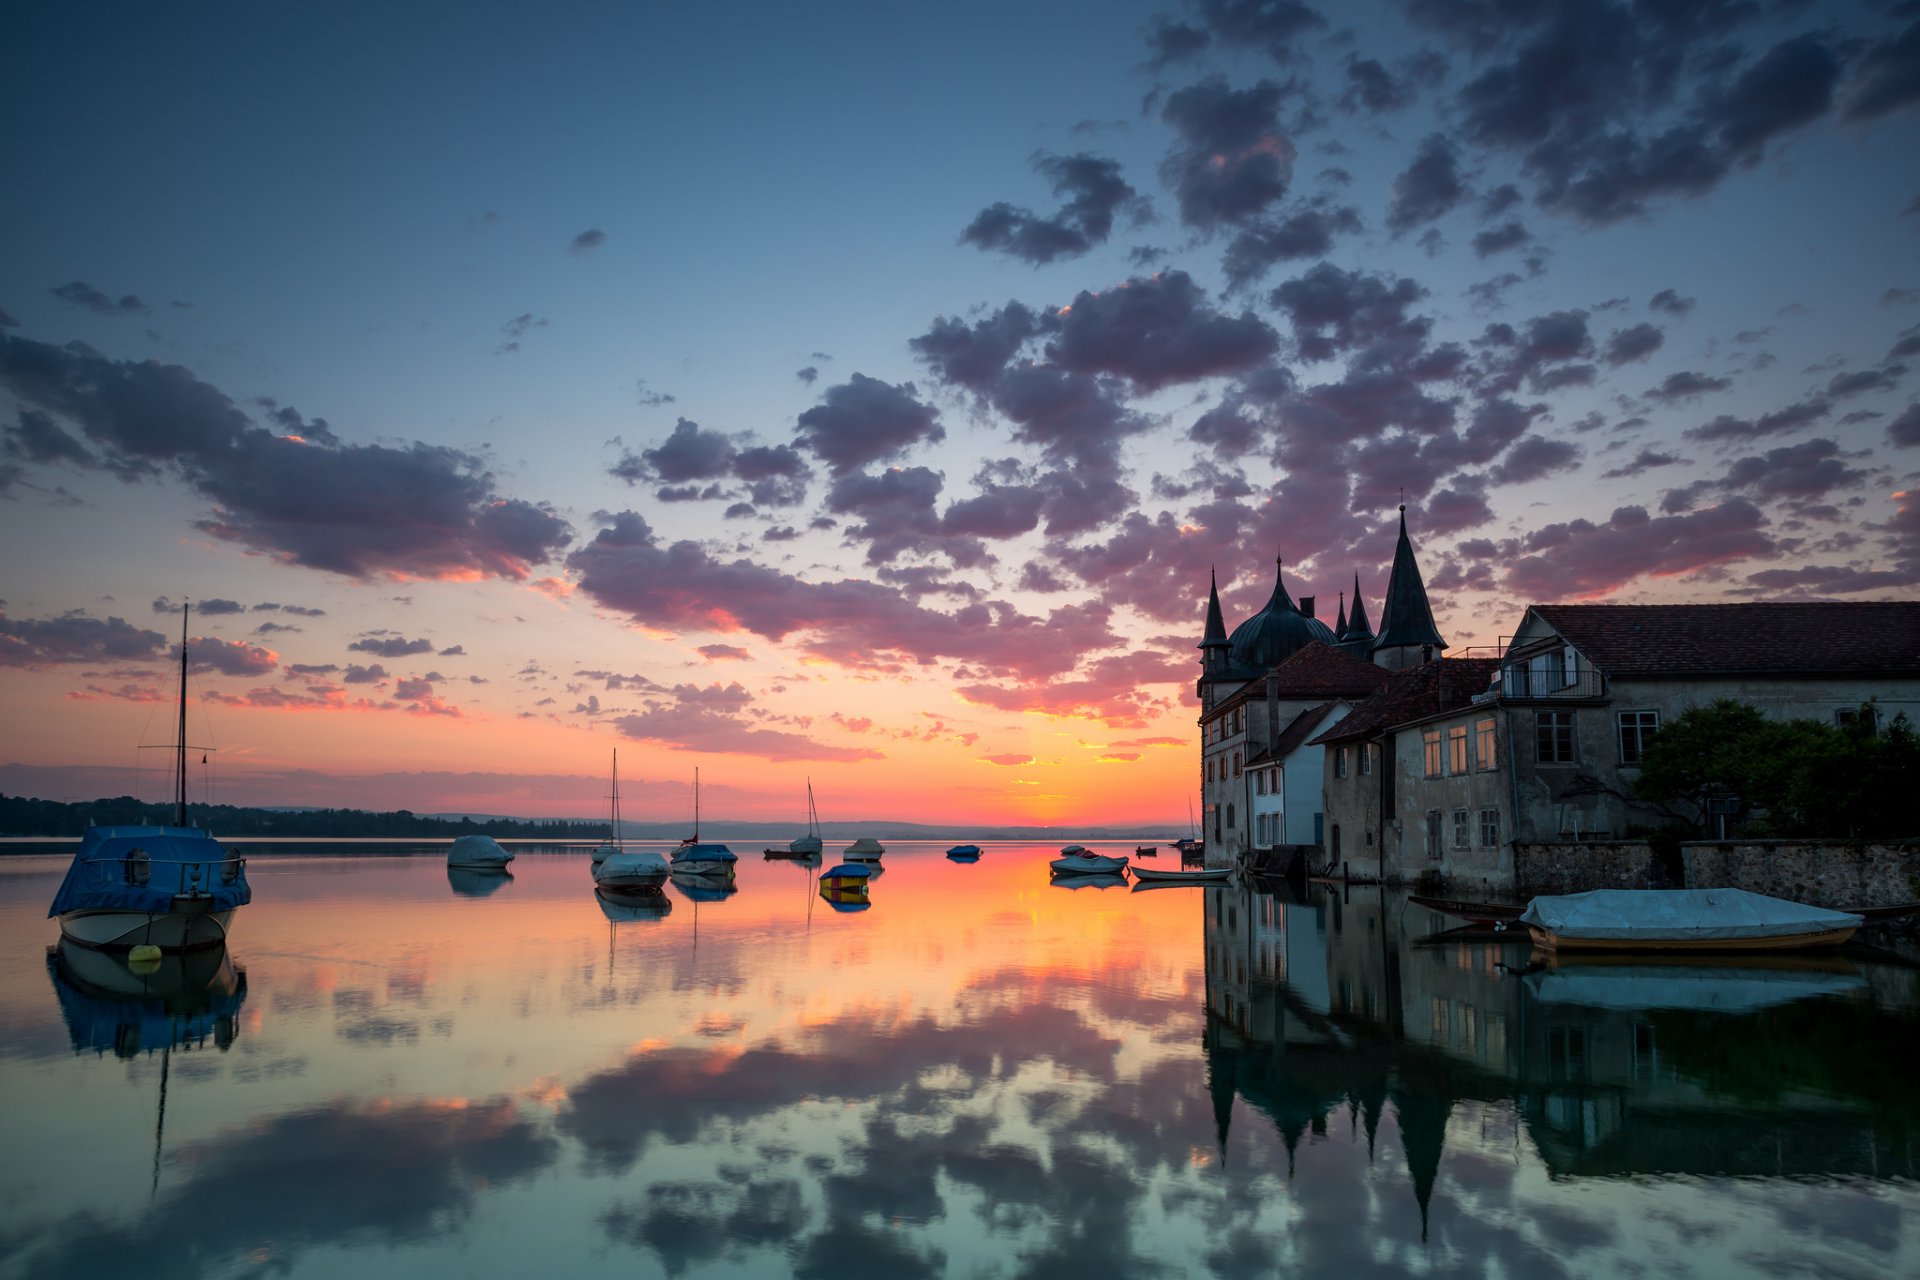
[591,748,625,865]
[49,604,250,952]
[1050,849,1128,876]
[1130,864,1232,884]
[783,780,825,856]
[669,769,737,881]
[593,849,670,891]
[447,834,514,870]
[946,844,981,860]
[844,836,885,862]
[1518,889,1862,953]
[820,862,874,892]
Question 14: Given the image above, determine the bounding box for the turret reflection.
[1203,881,1919,1234]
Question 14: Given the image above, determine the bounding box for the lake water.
[2,841,1916,1279]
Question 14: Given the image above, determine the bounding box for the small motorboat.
[1518,889,1863,953]
[946,844,981,861]
[1050,849,1128,876]
[448,834,514,870]
[593,849,670,891]
[1059,843,1090,855]
[844,836,885,862]
[1130,864,1232,884]
[820,862,875,891]
[1135,845,1158,857]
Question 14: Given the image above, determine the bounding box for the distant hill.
[1,794,1185,841]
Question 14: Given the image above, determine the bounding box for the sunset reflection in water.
[1,845,1914,1278]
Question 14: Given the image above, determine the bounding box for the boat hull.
[1527,924,1858,953]
[1050,855,1128,876]
[670,860,736,880]
[59,905,233,952]
[1130,866,1231,884]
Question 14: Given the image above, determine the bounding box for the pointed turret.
[1197,568,1237,707]
[1335,592,1349,638]
[1371,506,1446,671]
[1226,554,1336,671]
[1336,572,1375,658]
[1201,568,1229,653]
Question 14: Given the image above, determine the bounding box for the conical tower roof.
[1342,573,1374,642]
[1335,592,1349,637]
[1200,567,1229,651]
[1372,507,1446,654]
[1228,555,1337,670]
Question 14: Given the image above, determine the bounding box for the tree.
[1634,699,1919,839]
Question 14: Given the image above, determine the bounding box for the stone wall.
[1679,840,1920,909]
[1513,840,1657,897]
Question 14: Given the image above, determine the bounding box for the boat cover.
[48,826,251,918]
[597,850,669,878]
[1518,889,1861,941]
[1522,964,1865,1013]
[447,834,513,866]
[672,841,737,864]
[821,862,873,880]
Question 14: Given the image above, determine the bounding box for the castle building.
[1196,506,1442,864]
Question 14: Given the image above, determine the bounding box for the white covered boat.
[844,836,884,861]
[1518,889,1862,953]
[594,849,670,891]
[1050,849,1128,876]
[50,604,250,952]
[447,834,514,870]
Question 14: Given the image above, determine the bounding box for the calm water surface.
[1,842,1915,1278]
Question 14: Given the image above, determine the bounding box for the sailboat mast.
[610,748,621,849]
[692,767,700,842]
[175,603,190,827]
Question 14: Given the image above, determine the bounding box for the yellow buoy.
[128,944,163,972]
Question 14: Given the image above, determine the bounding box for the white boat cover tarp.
[1518,889,1861,941]
[447,835,513,867]
[1523,964,1865,1013]
[597,851,668,879]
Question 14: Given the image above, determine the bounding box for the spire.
[1200,567,1229,650]
[1335,591,1349,637]
[1372,505,1446,662]
[1344,572,1373,641]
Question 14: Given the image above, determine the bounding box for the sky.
[2,0,1917,827]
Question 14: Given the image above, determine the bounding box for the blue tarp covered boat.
[49,825,249,950]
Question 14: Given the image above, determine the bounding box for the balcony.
[1497,663,1607,701]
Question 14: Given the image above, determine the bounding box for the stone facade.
[1507,838,1919,912]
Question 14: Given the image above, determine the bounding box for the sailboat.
[788,779,824,856]
[592,748,669,891]
[669,768,738,881]
[591,748,621,865]
[48,603,252,951]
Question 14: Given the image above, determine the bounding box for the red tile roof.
[1309,657,1501,745]
[1266,641,1393,696]
[1529,603,1920,676]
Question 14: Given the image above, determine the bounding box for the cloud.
[793,374,944,476]
[1890,404,1920,448]
[0,335,572,581]
[342,663,389,684]
[570,228,607,253]
[1602,322,1664,366]
[960,152,1147,265]
[1268,262,1427,363]
[348,634,434,658]
[1047,271,1278,390]
[909,303,1041,395]
[1189,0,1326,63]
[3,408,95,467]
[1600,447,1684,478]
[496,312,546,355]
[1503,499,1776,598]
[1687,396,1830,444]
[567,511,1120,680]
[1648,289,1696,316]
[1489,436,1582,486]
[1470,219,1531,257]
[1158,77,1296,229]
[1386,134,1468,233]
[1645,370,1731,402]
[981,753,1033,767]
[187,636,279,676]
[612,682,883,761]
[698,644,749,660]
[1842,17,1920,121]
[50,280,148,315]
[1221,203,1364,289]
[0,608,167,668]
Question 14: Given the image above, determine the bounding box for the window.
[1452,809,1469,850]
[1617,710,1659,764]
[1475,718,1496,771]
[1447,724,1469,774]
[1359,743,1373,776]
[1331,824,1341,857]
[1226,804,1235,828]
[1536,710,1575,763]
[1479,808,1499,848]
[1334,747,1349,778]
[1271,766,1282,793]
[1424,810,1443,859]
[1835,705,1878,733]
[1254,770,1265,796]
[1423,728,1443,778]
[1232,750,1242,777]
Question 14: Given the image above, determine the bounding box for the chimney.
[1300,595,1315,618]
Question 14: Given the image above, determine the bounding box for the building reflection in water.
[1203,880,1919,1239]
